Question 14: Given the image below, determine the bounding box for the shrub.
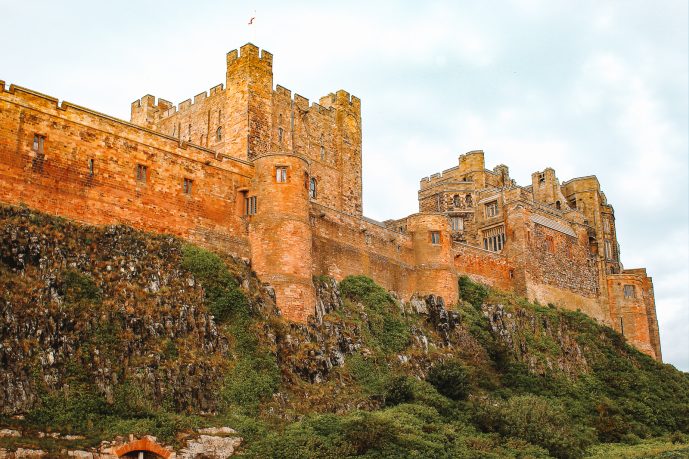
[383,375,414,406]
[181,245,248,322]
[670,431,687,444]
[427,360,471,401]
[339,275,393,309]
[473,395,595,459]
[59,269,101,305]
[458,276,488,308]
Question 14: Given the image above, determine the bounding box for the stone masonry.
[0,43,661,360]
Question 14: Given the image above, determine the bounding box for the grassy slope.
[1,205,688,458]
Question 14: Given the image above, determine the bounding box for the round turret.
[248,153,315,322]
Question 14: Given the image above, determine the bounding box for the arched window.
[309,177,317,199]
[556,200,561,210]
[465,194,473,206]
[216,127,222,141]
[453,194,460,207]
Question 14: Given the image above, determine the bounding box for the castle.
[0,43,661,360]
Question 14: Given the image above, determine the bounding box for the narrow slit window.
[245,196,257,215]
[309,177,317,199]
[88,158,94,177]
[278,127,284,143]
[276,166,287,183]
[136,164,147,182]
[183,178,193,195]
[216,127,222,141]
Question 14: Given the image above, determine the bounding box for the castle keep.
[0,44,661,360]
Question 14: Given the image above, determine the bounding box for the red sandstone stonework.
[0,44,661,360]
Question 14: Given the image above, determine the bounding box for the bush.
[383,376,414,406]
[427,360,471,401]
[58,269,101,305]
[181,245,248,322]
[458,276,488,308]
[339,276,411,353]
[473,395,595,459]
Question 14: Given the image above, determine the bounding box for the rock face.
[482,303,589,377]
[0,207,232,415]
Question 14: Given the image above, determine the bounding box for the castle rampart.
[0,44,661,360]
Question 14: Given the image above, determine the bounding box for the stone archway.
[113,437,172,459]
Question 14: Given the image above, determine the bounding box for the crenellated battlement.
[226,43,273,67]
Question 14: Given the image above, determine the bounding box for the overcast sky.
[1,0,687,371]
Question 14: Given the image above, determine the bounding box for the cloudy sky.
[1,1,687,370]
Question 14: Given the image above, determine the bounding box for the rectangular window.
[31,134,46,173]
[482,225,506,252]
[430,231,441,245]
[623,285,635,299]
[136,164,147,182]
[451,217,464,231]
[32,134,45,153]
[88,159,94,177]
[276,166,287,183]
[245,196,257,215]
[604,240,612,260]
[183,178,193,195]
[484,200,499,218]
[603,218,611,233]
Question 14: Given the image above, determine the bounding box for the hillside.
[0,205,688,458]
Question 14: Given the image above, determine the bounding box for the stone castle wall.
[0,44,661,360]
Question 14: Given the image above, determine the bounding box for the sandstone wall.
[311,203,416,301]
[0,84,252,257]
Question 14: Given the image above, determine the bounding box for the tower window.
[483,225,506,252]
[556,200,561,210]
[538,172,545,183]
[309,177,317,199]
[183,178,193,195]
[278,127,284,143]
[484,200,499,218]
[88,158,94,177]
[604,240,613,260]
[623,284,635,299]
[245,196,257,215]
[276,166,287,183]
[31,134,46,173]
[603,218,611,233]
[430,231,441,245]
[32,134,45,153]
[216,127,222,141]
[136,164,147,182]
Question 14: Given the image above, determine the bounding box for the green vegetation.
[2,207,689,458]
[181,244,248,323]
[427,360,471,401]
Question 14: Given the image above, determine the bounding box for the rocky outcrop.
[482,303,589,377]
[0,206,233,415]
